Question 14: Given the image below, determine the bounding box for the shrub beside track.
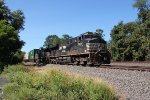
[2,65,117,100]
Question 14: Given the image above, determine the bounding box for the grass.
[2,65,118,100]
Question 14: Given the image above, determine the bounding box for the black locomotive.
[28,32,111,66]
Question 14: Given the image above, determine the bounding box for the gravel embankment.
[45,64,150,100]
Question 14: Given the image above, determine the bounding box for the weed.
[3,65,118,100]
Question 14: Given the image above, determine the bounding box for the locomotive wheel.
[35,59,40,66]
[51,60,54,64]
[95,63,101,67]
[59,61,65,65]
[87,63,94,67]
[75,61,80,66]
[56,60,60,64]
[83,61,87,66]
[80,61,87,66]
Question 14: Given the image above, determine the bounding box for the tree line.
[43,34,72,47]
[109,0,150,61]
[43,29,104,47]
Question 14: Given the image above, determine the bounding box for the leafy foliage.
[43,35,60,47]
[0,0,25,70]
[133,0,149,10]
[109,0,150,61]
[43,34,72,47]
[2,65,117,100]
[61,34,72,43]
[43,29,104,48]
[95,28,104,38]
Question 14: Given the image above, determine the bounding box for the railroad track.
[23,61,150,71]
[101,64,150,72]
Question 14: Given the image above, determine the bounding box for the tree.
[133,0,150,60]
[109,0,150,61]
[61,34,72,43]
[0,0,10,20]
[133,0,150,22]
[43,34,73,48]
[109,22,126,61]
[0,0,25,70]
[95,29,104,38]
[10,10,25,30]
[133,0,149,10]
[43,35,61,47]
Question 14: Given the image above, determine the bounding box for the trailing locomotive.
[28,32,111,66]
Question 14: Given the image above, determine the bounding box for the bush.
[3,65,117,100]
[3,83,38,100]
[3,65,29,74]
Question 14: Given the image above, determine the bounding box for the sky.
[5,0,138,52]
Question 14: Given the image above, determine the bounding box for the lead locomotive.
[29,32,111,66]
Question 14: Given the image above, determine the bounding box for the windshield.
[84,35,99,38]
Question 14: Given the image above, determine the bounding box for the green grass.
[2,65,118,100]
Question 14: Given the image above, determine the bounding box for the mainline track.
[23,61,150,72]
[101,64,150,72]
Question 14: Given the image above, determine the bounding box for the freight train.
[28,32,111,66]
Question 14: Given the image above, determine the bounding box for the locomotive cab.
[80,32,107,53]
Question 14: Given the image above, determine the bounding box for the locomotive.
[28,32,111,66]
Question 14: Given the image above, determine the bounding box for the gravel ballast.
[45,64,150,100]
